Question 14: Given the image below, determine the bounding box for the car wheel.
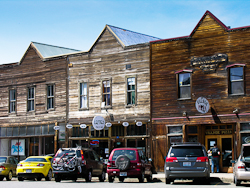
[165,178,171,184]
[55,177,61,182]
[235,176,241,186]
[138,171,145,183]
[36,177,42,181]
[6,171,13,181]
[119,177,124,182]
[115,155,130,170]
[85,170,92,182]
[146,171,153,182]
[99,170,105,182]
[45,169,52,181]
[18,177,24,181]
[108,175,114,183]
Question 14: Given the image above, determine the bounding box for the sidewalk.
[153,172,234,183]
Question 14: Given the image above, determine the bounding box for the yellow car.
[17,156,53,181]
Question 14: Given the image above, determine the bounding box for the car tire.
[18,177,24,181]
[99,170,105,182]
[36,177,42,181]
[138,171,145,183]
[55,177,61,182]
[45,169,52,181]
[85,170,92,182]
[108,176,114,183]
[115,155,130,170]
[119,177,125,182]
[6,171,12,181]
[146,171,153,182]
[235,176,241,186]
[165,178,171,184]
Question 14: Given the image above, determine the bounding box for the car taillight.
[0,166,5,170]
[238,165,245,169]
[166,157,178,162]
[196,157,209,162]
[37,163,45,167]
[17,164,22,167]
[81,150,84,161]
[107,162,111,168]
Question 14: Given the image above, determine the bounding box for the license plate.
[183,162,191,166]
[120,172,127,176]
[26,169,32,173]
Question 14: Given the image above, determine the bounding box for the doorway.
[205,135,233,172]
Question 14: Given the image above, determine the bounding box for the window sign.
[11,139,25,156]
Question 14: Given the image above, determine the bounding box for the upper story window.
[47,84,54,110]
[228,66,244,95]
[102,80,111,107]
[177,71,191,99]
[80,82,88,109]
[127,77,136,105]
[27,87,35,111]
[9,89,16,113]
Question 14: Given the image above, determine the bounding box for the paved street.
[0,176,247,188]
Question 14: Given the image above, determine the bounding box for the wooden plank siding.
[151,12,250,171]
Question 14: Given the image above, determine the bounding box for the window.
[102,80,111,107]
[47,84,54,109]
[229,66,244,95]
[9,89,16,113]
[80,82,88,109]
[27,87,35,111]
[178,73,191,99]
[127,77,136,105]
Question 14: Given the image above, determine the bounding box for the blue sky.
[0,0,249,64]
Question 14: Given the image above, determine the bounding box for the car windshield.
[112,150,136,160]
[0,157,7,163]
[243,146,250,160]
[170,146,204,157]
[25,158,47,162]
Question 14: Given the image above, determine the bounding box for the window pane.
[231,81,244,94]
[179,86,191,98]
[35,126,41,135]
[42,125,48,135]
[27,126,34,135]
[179,73,190,86]
[230,67,243,81]
[168,126,182,134]
[19,127,26,136]
[13,127,19,136]
[241,123,250,131]
[0,127,6,136]
[187,126,197,134]
[6,127,12,136]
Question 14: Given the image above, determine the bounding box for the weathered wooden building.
[0,42,80,160]
[150,11,250,172]
[66,25,160,161]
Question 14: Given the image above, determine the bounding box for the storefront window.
[35,126,41,135]
[169,136,182,144]
[241,123,250,131]
[73,126,89,137]
[241,133,250,144]
[7,127,12,136]
[48,124,54,134]
[19,127,26,136]
[168,126,182,134]
[187,135,198,142]
[112,125,124,136]
[1,127,6,136]
[42,125,48,135]
[13,127,19,136]
[187,126,197,134]
[127,124,146,135]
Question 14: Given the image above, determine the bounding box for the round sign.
[122,122,129,127]
[80,124,87,129]
[66,124,73,129]
[53,126,60,130]
[106,122,112,127]
[195,97,210,114]
[92,116,105,130]
[136,121,142,126]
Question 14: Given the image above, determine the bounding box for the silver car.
[233,143,250,186]
[164,143,210,184]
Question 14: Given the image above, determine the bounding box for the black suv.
[52,147,106,182]
[165,142,210,184]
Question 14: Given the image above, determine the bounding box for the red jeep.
[107,148,152,183]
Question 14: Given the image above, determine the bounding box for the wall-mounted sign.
[66,124,73,129]
[90,140,99,146]
[195,97,209,114]
[92,116,105,130]
[122,122,129,127]
[106,122,112,127]
[136,121,142,126]
[80,124,87,129]
[11,139,25,156]
[191,53,228,72]
[53,126,60,130]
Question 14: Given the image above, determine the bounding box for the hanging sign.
[136,122,142,126]
[195,97,209,114]
[122,122,129,127]
[80,124,87,129]
[92,116,105,130]
[106,122,112,127]
[53,126,60,130]
[66,124,73,129]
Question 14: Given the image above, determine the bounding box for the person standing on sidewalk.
[209,143,220,173]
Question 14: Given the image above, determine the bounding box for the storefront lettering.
[191,53,228,72]
[206,130,220,135]
[221,130,232,134]
[206,130,232,135]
